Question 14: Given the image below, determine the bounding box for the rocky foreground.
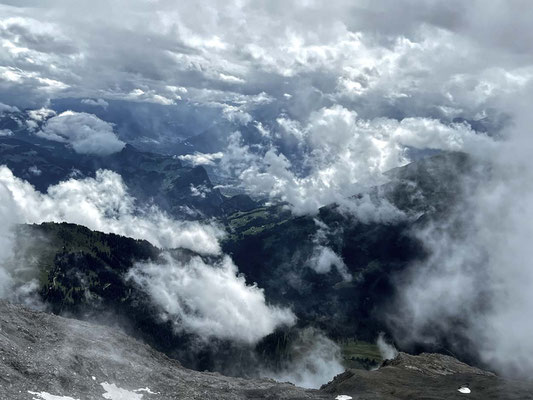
[1,302,532,400]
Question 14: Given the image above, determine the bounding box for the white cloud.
[226,105,494,215]
[0,102,18,114]
[0,166,296,348]
[37,111,125,155]
[81,98,109,109]
[0,179,22,299]
[261,328,344,389]
[219,73,245,84]
[178,151,224,166]
[125,88,175,105]
[28,107,55,121]
[127,254,296,344]
[377,332,398,361]
[389,91,533,378]
[0,166,223,254]
[28,165,41,176]
[308,246,351,282]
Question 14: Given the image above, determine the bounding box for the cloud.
[308,246,351,282]
[307,220,352,281]
[0,0,530,128]
[36,111,125,155]
[126,253,296,344]
[178,151,224,166]
[0,165,296,349]
[261,328,344,389]
[0,180,21,298]
[0,102,19,114]
[0,178,43,308]
[224,105,494,215]
[377,332,398,361]
[28,107,55,122]
[388,87,533,378]
[0,166,223,253]
[81,98,109,109]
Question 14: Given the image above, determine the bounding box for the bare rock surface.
[0,301,326,400]
[2,301,533,400]
[322,352,533,399]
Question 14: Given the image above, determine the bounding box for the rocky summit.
[2,301,532,400]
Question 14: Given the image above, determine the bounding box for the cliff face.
[2,301,533,400]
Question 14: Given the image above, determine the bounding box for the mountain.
[220,152,477,342]
[2,301,531,400]
[0,135,257,218]
[0,301,324,400]
[6,152,482,372]
[322,352,533,399]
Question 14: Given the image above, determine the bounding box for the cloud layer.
[222,106,494,214]
[127,254,296,344]
[37,111,125,155]
[389,90,533,378]
[261,328,344,389]
[0,166,223,253]
[0,0,523,215]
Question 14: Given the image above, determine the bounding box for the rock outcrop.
[322,352,533,399]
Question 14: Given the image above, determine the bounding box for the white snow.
[458,386,471,394]
[28,391,79,400]
[335,396,353,400]
[100,382,143,400]
[134,387,159,394]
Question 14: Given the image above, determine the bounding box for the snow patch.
[335,396,353,400]
[28,391,79,400]
[100,382,143,400]
[458,386,471,394]
[134,387,159,394]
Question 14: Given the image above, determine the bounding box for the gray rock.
[322,352,533,399]
[2,301,533,400]
[0,301,325,399]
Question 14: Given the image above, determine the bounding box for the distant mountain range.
[0,135,257,219]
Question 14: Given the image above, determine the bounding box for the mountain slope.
[322,352,533,399]
[2,301,532,400]
[0,136,255,218]
[0,301,325,400]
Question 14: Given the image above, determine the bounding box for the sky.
[1,0,533,382]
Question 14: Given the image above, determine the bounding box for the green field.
[339,339,382,369]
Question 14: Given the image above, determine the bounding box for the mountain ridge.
[2,300,532,400]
